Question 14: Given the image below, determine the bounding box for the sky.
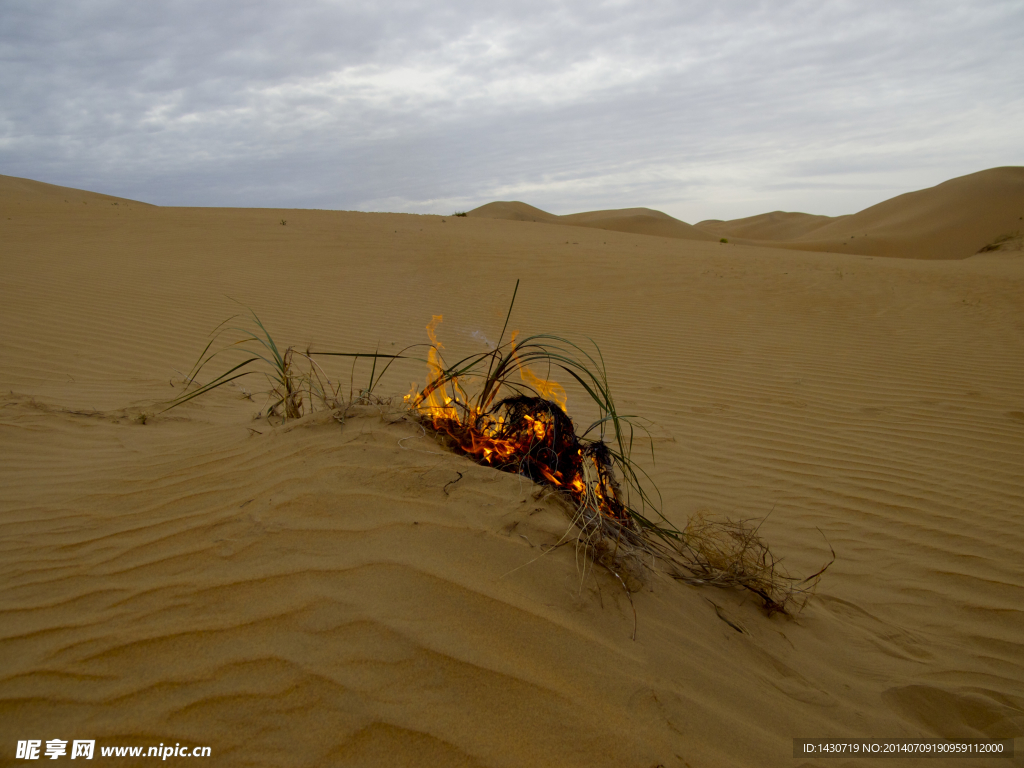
[2,0,1023,222]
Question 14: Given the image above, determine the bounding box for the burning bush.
[395,283,831,617]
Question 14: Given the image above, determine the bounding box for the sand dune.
[694,167,1024,259]
[468,200,719,242]
[2,175,1023,766]
[696,211,844,241]
[466,200,559,223]
[0,173,152,207]
[472,167,1024,259]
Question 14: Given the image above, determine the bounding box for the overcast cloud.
[2,0,1022,220]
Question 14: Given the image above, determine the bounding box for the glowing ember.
[408,315,630,524]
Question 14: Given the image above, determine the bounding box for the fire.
[408,315,629,523]
[510,331,568,412]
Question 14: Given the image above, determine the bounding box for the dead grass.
[670,512,834,615]
[977,231,1022,253]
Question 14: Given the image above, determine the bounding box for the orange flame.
[406,315,628,523]
[412,315,465,421]
[510,330,568,412]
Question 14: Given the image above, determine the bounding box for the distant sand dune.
[468,200,719,242]
[696,167,1024,259]
[1,173,1023,766]
[696,210,844,241]
[467,200,558,223]
[470,167,1024,260]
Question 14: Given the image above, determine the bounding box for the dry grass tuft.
[669,512,833,615]
[162,305,404,422]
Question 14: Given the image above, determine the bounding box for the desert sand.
[1,172,1022,766]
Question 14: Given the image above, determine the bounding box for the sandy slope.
[2,175,1023,767]
[468,200,719,242]
[695,167,1024,259]
[0,174,154,208]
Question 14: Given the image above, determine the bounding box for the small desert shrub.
[977,231,1021,253]
[165,308,354,421]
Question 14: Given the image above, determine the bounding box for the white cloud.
[1,0,1021,220]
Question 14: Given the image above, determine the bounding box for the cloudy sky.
[2,0,1022,221]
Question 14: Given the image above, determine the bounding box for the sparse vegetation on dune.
[165,285,832,619]
[977,231,1022,253]
[165,305,392,420]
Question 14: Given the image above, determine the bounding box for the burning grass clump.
[164,285,831,617]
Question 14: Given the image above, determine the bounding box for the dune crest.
[696,210,844,241]
[464,200,558,223]
[467,200,718,242]
[695,167,1024,259]
[0,173,152,208]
